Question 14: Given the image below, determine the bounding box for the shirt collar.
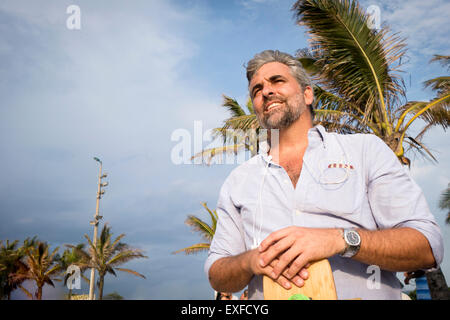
[309,124,326,149]
[259,125,327,163]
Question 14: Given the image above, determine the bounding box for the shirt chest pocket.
[307,168,364,216]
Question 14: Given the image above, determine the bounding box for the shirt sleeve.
[204,175,247,277]
[365,134,444,269]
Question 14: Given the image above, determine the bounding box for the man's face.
[249,62,312,129]
[220,293,232,300]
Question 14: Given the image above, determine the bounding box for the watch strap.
[340,228,361,258]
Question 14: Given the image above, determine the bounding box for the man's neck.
[268,113,313,162]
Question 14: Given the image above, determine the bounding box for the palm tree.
[173,202,218,255]
[10,241,61,300]
[0,240,22,300]
[292,0,449,164]
[59,244,89,300]
[0,237,38,300]
[439,184,450,224]
[68,224,147,300]
[191,96,262,165]
[103,291,124,300]
[1,240,20,300]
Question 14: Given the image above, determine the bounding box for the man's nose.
[262,83,275,97]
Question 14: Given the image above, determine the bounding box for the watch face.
[346,231,361,246]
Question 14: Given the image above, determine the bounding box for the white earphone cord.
[253,155,272,249]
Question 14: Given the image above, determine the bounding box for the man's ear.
[303,86,314,106]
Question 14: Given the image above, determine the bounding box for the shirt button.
[284,179,290,184]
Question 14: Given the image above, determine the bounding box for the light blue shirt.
[204,125,443,300]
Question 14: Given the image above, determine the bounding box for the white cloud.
[360,0,450,61]
[0,0,225,164]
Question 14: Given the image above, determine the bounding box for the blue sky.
[0,0,449,299]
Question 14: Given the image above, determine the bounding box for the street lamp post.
[88,157,108,300]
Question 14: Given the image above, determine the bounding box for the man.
[216,292,234,300]
[204,50,443,300]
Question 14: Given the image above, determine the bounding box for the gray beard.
[257,93,306,129]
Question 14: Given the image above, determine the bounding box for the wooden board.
[263,259,337,300]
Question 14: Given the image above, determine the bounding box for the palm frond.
[296,52,323,76]
[172,243,211,255]
[406,136,438,163]
[212,125,256,145]
[190,143,246,165]
[175,202,219,255]
[114,267,146,279]
[395,101,427,128]
[222,95,247,117]
[44,264,62,277]
[18,285,33,299]
[313,84,367,118]
[246,97,255,114]
[424,76,450,95]
[221,114,259,131]
[105,265,117,277]
[107,250,147,267]
[64,244,91,263]
[430,55,450,71]
[316,120,367,134]
[201,202,218,232]
[292,0,407,134]
[185,215,215,242]
[413,122,435,143]
[438,184,450,224]
[400,94,450,135]
[438,184,450,210]
[44,278,56,287]
[83,234,95,253]
[110,234,126,253]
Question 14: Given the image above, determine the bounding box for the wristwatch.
[339,229,361,258]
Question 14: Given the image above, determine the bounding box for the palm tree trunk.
[36,286,43,300]
[426,268,450,300]
[68,288,72,300]
[98,275,104,300]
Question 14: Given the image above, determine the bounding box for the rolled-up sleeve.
[366,134,444,268]
[204,175,246,276]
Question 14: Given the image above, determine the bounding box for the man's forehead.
[249,62,293,85]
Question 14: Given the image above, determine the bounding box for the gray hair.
[246,50,314,117]
[246,50,312,90]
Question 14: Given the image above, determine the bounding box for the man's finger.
[299,267,309,280]
[259,236,294,267]
[259,227,293,253]
[291,275,305,288]
[271,247,301,278]
[275,273,293,290]
[269,259,308,282]
[266,259,308,288]
[285,254,309,279]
